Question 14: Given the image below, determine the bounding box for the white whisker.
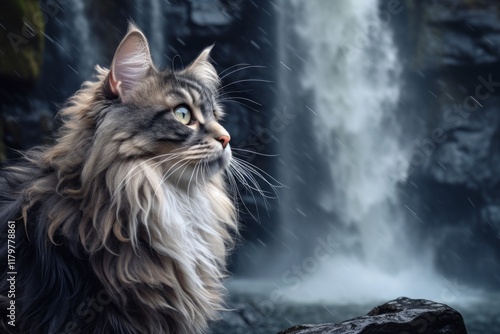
[152,157,192,197]
[218,62,250,76]
[220,96,262,106]
[219,65,266,80]
[232,148,279,157]
[232,157,285,190]
[112,151,184,200]
[219,99,261,113]
[221,79,273,90]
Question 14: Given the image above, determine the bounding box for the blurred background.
[1,0,499,333]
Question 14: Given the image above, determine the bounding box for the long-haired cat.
[0,24,237,334]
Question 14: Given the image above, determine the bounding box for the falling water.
[134,0,166,66]
[279,0,463,304]
[296,0,408,266]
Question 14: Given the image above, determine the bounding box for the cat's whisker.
[221,79,273,90]
[153,160,189,196]
[229,163,278,198]
[219,96,262,106]
[227,164,260,222]
[185,149,215,156]
[187,143,214,150]
[217,62,250,76]
[187,160,201,198]
[232,157,285,189]
[229,163,266,195]
[218,88,254,97]
[229,166,276,204]
[112,151,185,189]
[228,156,284,218]
[225,168,239,210]
[203,158,211,188]
[230,167,271,219]
[227,169,246,221]
[196,160,208,203]
[112,151,185,200]
[124,152,192,200]
[219,65,266,81]
[228,163,269,203]
[171,53,185,73]
[230,142,266,150]
[155,154,205,188]
[153,158,193,197]
[218,99,261,113]
[231,148,279,157]
[193,160,219,218]
[176,159,193,189]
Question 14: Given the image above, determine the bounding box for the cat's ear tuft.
[192,44,214,64]
[108,25,154,102]
[182,45,220,90]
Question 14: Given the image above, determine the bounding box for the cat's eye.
[173,106,192,125]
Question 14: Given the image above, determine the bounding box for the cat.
[0,23,238,334]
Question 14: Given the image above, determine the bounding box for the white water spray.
[280,0,466,304]
[134,0,166,66]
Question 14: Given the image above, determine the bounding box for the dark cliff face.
[394,0,500,288]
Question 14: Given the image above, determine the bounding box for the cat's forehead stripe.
[165,90,186,105]
[178,86,205,123]
[178,87,194,105]
[168,76,215,123]
[177,76,213,102]
[187,87,201,103]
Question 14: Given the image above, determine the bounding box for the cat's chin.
[163,146,231,188]
[208,144,232,168]
[200,145,232,178]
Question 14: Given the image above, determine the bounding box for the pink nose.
[217,135,230,149]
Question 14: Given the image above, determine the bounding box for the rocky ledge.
[278,297,467,334]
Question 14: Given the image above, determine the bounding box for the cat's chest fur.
[156,182,224,262]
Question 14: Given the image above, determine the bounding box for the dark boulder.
[278,297,467,334]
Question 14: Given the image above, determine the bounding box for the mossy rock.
[0,0,44,86]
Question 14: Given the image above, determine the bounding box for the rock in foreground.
[278,297,467,334]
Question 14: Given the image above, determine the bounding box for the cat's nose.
[217,135,230,149]
[205,121,230,149]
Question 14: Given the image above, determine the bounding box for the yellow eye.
[173,106,191,125]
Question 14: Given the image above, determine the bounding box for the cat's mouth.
[201,146,231,170]
[160,146,231,186]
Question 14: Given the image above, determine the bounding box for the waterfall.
[277,0,454,304]
[39,0,94,92]
[295,0,407,267]
[134,0,167,67]
[69,0,93,77]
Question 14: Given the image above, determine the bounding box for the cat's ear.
[182,45,220,89]
[108,24,154,101]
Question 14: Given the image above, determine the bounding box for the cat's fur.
[0,24,237,334]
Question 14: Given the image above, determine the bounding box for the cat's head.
[92,24,231,187]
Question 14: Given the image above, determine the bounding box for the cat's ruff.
[0,24,237,334]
